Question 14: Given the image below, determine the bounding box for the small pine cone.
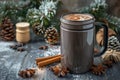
[18,68,35,78]
[44,27,59,44]
[102,48,120,63]
[32,23,45,36]
[0,18,15,41]
[108,36,120,50]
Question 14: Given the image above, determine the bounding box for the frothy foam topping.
[63,14,92,21]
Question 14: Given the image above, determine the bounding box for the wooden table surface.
[0,40,120,80]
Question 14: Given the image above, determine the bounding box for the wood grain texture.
[0,40,120,80]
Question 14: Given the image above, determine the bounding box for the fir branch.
[26,0,61,29]
[103,14,120,27]
[79,0,120,36]
[79,0,107,20]
[103,13,120,35]
[4,1,31,11]
[0,0,42,23]
[0,0,29,22]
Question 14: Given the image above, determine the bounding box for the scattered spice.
[103,60,113,68]
[9,45,18,50]
[90,64,106,75]
[17,47,26,52]
[17,43,25,47]
[50,64,69,77]
[9,43,26,52]
[39,45,48,50]
[50,65,61,75]
[18,68,35,78]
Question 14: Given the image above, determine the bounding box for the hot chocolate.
[63,14,92,21]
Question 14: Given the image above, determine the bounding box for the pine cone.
[102,49,120,63]
[32,22,45,36]
[102,36,120,63]
[44,27,59,44]
[18,68,35,78]
[0,18,15,41]
[108,36,120,51]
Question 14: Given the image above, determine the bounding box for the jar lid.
[16,22,30,29]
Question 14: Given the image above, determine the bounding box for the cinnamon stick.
[36,55,61,64]
[37,56,61,68]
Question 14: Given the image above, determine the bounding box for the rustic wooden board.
[0,41,120,80]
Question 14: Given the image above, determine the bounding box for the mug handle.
[94,22,108,57]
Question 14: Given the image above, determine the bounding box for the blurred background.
[61,0,120,17]
[0,0,119,17]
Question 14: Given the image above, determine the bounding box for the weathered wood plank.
[44,58,106,80]
[15,41,46,80]
[6,51,28,80]
[45,61,120,80]
[0,41,120,80]
[0,42,17,80]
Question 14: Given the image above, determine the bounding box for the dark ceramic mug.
[60,13,108,74]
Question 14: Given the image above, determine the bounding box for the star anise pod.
[50,65,61,75]
[50,64,69,77]
[17,47,26,52]
[58,67,69,77]
[90,64,106,75]
[102,60,113,68]
[17,43,25,47]
[9,43,26,52]
[39,45,48,50]
[18,68,35,78]
[9,45,18,50]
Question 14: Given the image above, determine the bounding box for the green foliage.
[0,0,61,38]
[0,0,42,23]
[103,14,120,35]
[80,0,107,21]
[29,0,41,9]
[0,0,120,36]
[26,0,61,29]
[79,0,120,36]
